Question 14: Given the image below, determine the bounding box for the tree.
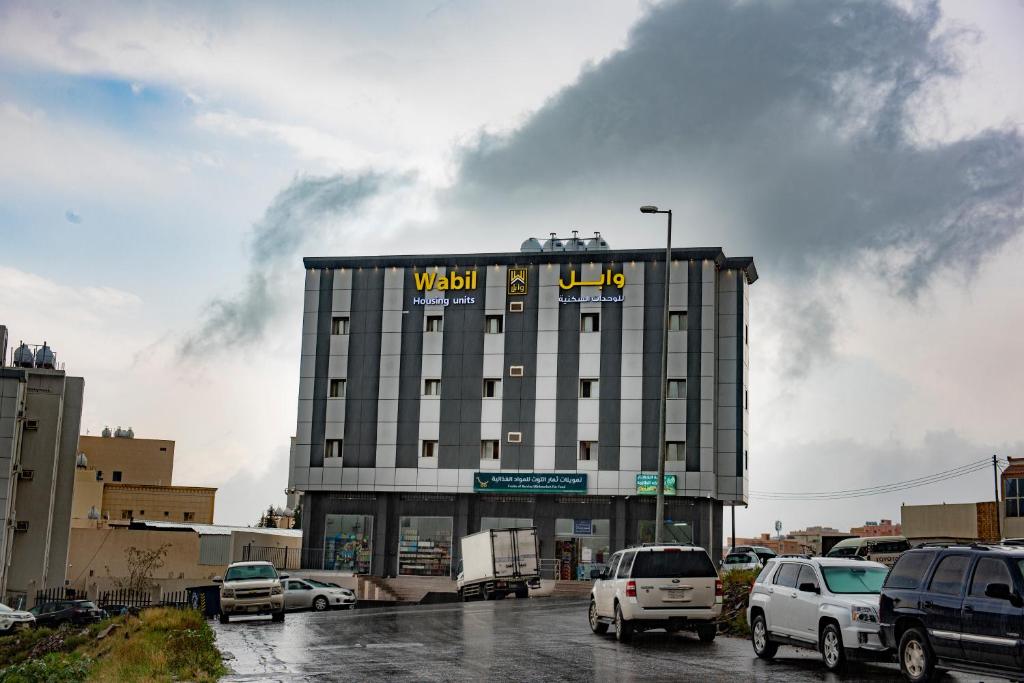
[257,505,279,528]
[292,504,302,530]
[107,543,171,593]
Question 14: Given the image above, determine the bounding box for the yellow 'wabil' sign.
[413,270,478,291]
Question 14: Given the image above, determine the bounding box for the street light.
[640,204,672,544]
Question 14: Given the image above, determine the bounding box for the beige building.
[901,502,999,544]
[788,526,856,556]
[71,433,215,527]
[0,331,84,604]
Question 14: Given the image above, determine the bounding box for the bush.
[0,652,92,683]
[719,569,758,636]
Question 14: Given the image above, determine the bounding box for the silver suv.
[215,561,286,623]
[588,544,722,643]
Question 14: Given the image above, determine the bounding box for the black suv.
[879,544,1024,681]
[29,600,105,628]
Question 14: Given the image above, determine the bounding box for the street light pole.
[641,205,672,544]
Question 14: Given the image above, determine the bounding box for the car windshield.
[632,550,716,578]
[828,546,857,558]
[0,604,11,613]
[725,554,756,565]
[225,564,279,581]
[821,566,888,594]
[306,579,330,588]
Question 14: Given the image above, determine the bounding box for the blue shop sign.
[573,519,593,535]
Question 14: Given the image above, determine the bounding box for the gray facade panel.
[640,261,665,471]
[309,269,335,467]
[396,270,425,468]
[344,268,384,467]
[736,281,744,476]
[438,272,485,469]
[598,262,624,470]
[554,263,580,470]
[500,266,539,470]
[686,260,703,472]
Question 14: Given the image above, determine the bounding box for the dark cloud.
[64,210,81,224]
[180,172,390,357]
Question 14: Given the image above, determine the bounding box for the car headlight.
[851,606,878,623]
[221,589,235,598]
[271,586,283,595]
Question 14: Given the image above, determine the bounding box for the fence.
[241,544,302,570]
[32,586,80,608]
[97,588,190,611]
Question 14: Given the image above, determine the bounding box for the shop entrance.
[554,519,610,580]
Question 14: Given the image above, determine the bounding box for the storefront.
[323,514,373,574]
[398,516,454,576]
[554,518,610,581]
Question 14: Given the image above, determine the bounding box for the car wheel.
[219,613,230,624]
[697,623,717,643]
[313,597,329,612]
[614,603,633,643]
[589,600,609,635]
[899,627,937,682]
[820,622,846,672]
[271,610,285,623]
[514,586,529,599]
[751,613,778,659]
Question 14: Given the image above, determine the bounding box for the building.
[788,526,856,556]
[850,519,902,537]
[71,432,216,527]
[901,502,998,544]
[289,237,757,577]
[1001,457,1024,540]
[729,533,803,556]
[0,331,84,603]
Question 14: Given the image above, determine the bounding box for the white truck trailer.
[456,527,540,600]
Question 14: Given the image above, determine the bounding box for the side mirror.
[212,576,223,583]
[798,582,820,594]
[590,569,603,580]
[985,582,1013,601]
[279,574,290,580]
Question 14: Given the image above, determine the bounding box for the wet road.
[213,597,986,682]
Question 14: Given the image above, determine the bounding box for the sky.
[0,0,1021,538]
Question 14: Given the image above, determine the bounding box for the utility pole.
[731,505,736,552]
[994,454,1002,541]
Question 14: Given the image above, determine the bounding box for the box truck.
[457,527,540,600]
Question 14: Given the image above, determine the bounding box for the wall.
[101,484,216,524]
[0,371,27,596]
[78,435,174,486]
[70,468,104,528]
[230,529,302,563]
[902,503,981,541]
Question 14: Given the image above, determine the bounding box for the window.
[323,514,374,573]
[928,555,970,595]
[822,567,888,594]
[1006,477,1022,518]
[970,558,1014,597]
[632,550,716,579]
[774,563,801,588]
[579,379,598,398]
[325,439,343,459]
[669,311,688,331]
[160,447,167,452]
[745,324,749,344]
[421,440,437,458]
[744,450,748,470]
[164,511,169,517]
[485,315,504,334]
[508,365,524,377]
[121,510,133,520]
[483,378,501,398]
[425,315,443,332]
[616,552,636,579]
[480,440,500,460]
[745,390,749,409]
[139,510,145,515]
[666,441,686,461]
[424,379,441,396]
[797,565,820,591]
[184,512,195,522]
[96,471,103,481]
[581,313,600,333]
[398,516,453,576]
[579,441,597,461]
[605,554,622,579]
[331,316,350,335]
[667,379,686,399]
[329,378,346,398]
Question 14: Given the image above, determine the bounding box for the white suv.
[589,544,722,643]
[747,556,891,672]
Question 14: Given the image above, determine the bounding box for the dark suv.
[29,600,105,628]
[879,544,1024,681]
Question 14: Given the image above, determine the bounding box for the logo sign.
[413,270,478,291]
[635,473,677,495]
[473,472,587,494]
[558,268,625,290]
[507,267,528,296]
[573,519,594,535]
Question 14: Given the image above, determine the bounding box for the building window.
[666,441,686,461]
[745,390,748,409]
[668,379,686,399]
[483,378,501,398]
[481,517,532,530]
[121,510,133,520]
[164,511,169,517]
[331,316,350,335]
[139,510,145,515]
[329,378,347,398]
[112,471,122,482]
[744,450,749,470]
[669,311,688,331]
[581,313,600,333]
[96,471,104,481]
[325,439,343,459]
[424,379,441,396]
[745,324,749,344]
[324,514,373,573]
[481,440,500,460]
[485,315,504,334]
[579,379,598,398]
[160,447,167,452]
[398,516,453,577]
[421,440,438,458]
[579,441,597,461]
[425,315,443,333]
[1006,478,1023,518]
[184,512,195,522]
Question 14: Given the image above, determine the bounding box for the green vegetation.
[0,608,226,683]
[718,569,758,636]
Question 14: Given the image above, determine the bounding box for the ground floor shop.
[302,492,723,578]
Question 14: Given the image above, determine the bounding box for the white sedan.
[283,578,357,612]
[721,551,761,573]
[0,603,35,632]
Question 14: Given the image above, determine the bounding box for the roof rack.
[777,554,813,559]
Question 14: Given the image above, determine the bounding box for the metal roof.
[128,520,302,538]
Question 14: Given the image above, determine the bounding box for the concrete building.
[788,526,856,556]
[850,519,902,537]
[1001,457,1024,540]
[0,332,84,603]
[729,533,803,556]
[71,433,216,527]
[290,238,757,578]
[901,502,999,544]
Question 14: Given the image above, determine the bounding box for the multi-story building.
[788,526,856,556]
[289,237,756,578]
[0,330,84,602]
[71,432,216,527]
[850,519,902,537]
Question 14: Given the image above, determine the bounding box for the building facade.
[290,241,756,578]
[902,502,999,544]
[850,519,902,537]
[0,336,84,602]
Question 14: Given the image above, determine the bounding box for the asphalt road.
[213,597,990,682]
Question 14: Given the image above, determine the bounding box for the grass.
[0,608,226,683]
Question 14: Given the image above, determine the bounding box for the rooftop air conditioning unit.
[508,365,524,377]
[507,432,523,444]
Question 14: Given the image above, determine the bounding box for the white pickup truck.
[457,527,540,601]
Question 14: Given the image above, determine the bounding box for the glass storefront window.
[398,516,453,577]
[638,520,694,545]
[323,514,373,574]
[555,518,610,580]
[480,517,533,530]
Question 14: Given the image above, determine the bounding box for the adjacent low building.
[901,502,999,545]
[850,519,902,537]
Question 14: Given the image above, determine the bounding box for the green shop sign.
[636,473,677,495]
[473,472,588,494]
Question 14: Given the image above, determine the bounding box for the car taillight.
[626,580,637,598]
[715,579,723,597]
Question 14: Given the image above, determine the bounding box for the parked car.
[730,545,778,566]
[879,544,1024,682]
[214,561,286,624]
[826,536,910,567]
[722,551,761,573]
[283,578,356,611]
[29,600,104,628]
[0,604,34,632]
[747,556,890,672]
[589,544,722,643]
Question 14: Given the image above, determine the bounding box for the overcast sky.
[1,0,1021,537]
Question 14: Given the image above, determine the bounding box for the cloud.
[64,209,81,224]
[179,172,394,357]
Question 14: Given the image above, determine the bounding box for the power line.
[750,457,990,496]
